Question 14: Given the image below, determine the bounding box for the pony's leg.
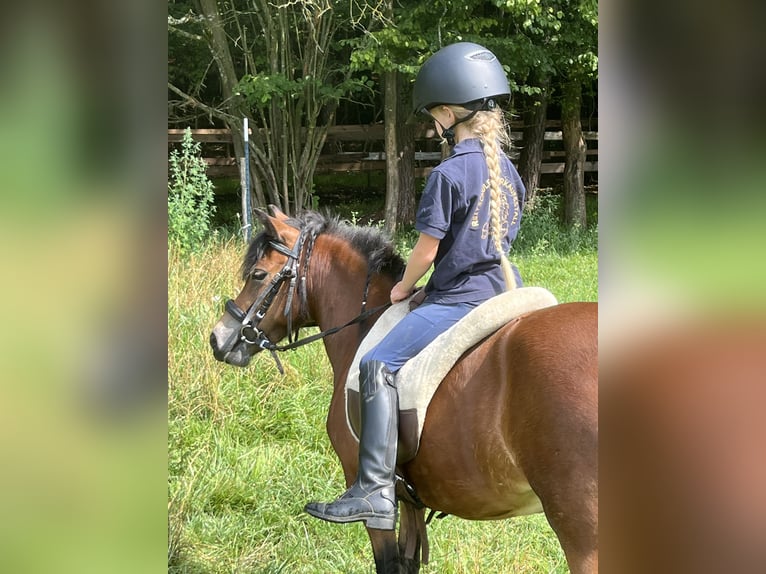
[564,548,598,574]
[514,402,598,573]
[545,518,597,574]
[367,527,401,574]
[536,479,598,574]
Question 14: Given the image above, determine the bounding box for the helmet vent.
[469,50,496,62]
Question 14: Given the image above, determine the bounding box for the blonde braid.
[457,107,516,290]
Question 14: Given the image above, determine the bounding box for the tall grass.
[169,199,597,573]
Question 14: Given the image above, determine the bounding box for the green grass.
[168,202,597,573]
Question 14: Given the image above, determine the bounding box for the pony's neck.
[305,234,396,381]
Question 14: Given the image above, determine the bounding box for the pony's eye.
[249,269,268,282]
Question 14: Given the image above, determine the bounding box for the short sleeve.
[415,170,453,240]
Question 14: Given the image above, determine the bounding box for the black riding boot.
[305,360,398,530]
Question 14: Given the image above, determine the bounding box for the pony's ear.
[254,208,278,237]
[268,204,290,222]
[254,208,272,229]
[254,208,291,243]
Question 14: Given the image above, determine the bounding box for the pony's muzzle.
[209,332,227,361]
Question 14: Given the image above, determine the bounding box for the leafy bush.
[168,128,216,254]
[514,193,598,255]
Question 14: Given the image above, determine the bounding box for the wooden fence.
[168,121,597,179]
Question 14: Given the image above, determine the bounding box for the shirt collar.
[448,138,483,157]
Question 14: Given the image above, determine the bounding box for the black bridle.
[224,226,391,374]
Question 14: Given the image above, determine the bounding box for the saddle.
[345,286,558,463]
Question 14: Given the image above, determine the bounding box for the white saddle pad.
[345,287,558,451]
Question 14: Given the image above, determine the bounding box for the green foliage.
[168,0,598,124]
[168,128,217,255]
[168,1,220,119]
[235,72,371,110]
[339,0,597,104]
[514,193,598,256]
[235,73,300,106]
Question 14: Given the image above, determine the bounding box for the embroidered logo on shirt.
[472,178,520,241]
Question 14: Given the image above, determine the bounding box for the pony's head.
[210,206,405,368]
[210,206,320,367]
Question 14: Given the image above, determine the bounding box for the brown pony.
[600,320,766,574]
[210,208,598,574]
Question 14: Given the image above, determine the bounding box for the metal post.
[241,117,252,242]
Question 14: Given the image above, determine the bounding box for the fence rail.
[168,121,598,179]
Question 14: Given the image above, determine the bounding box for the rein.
[268,301,390,351]
[225,226,392,375]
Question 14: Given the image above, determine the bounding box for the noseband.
[224,226,391,374]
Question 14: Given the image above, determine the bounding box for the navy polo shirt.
[416,138,525,304]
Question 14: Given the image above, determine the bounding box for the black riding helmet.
[412,42,511,116]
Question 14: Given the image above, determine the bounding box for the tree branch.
[168,24,204,42]
[168,11,205,26]
[167,82,235,124]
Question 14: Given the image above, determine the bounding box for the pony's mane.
[242,211,405,281]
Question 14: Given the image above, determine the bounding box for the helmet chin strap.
[440,123,458,146]
[426,98,495,146]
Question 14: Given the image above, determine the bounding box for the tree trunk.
[383,69,399,235]
[518,73,550,203]
[397,70,416,228]
[196,0,339,215]
[196,0,266,213]
[561,77,587,229]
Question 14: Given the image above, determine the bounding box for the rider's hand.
[390,281,414,304]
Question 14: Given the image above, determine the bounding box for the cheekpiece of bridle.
[224,227,310,374]
[224,225,391,375]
